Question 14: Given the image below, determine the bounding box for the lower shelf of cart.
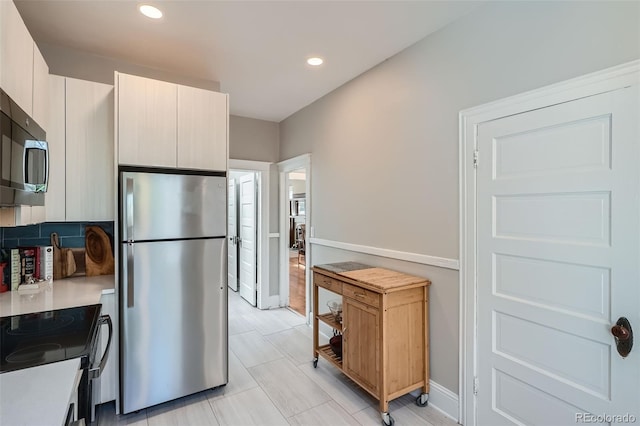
[317,344,343,369]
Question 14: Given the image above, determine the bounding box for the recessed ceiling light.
[307,57,324,66]
[139,4,163,19]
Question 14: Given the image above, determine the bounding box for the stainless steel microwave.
[0,88,49,206]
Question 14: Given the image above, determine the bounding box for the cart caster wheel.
[313,358,318,368]
[415,393,429,407]
[381,412,394,426]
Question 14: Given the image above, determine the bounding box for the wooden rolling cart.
[312,262,431,426]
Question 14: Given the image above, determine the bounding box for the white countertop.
[0,275,115,316]
[0,358,81,426]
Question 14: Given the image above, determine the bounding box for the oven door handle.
[89,314,113,379]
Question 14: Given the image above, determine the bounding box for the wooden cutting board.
[70,248,86,277]
[85,226,115,276]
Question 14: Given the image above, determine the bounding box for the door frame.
[458,60,640,426]
[278,153,311,321]
[229,159,273,309]
[227,176,238,291]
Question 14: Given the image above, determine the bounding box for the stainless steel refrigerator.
[119,168,228,414]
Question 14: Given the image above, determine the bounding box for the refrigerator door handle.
[126,243,135,307]
[125,177,134,241]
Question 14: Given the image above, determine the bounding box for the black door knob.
[611,317,633,358]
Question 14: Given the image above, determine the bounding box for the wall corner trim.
[310,238,460,270]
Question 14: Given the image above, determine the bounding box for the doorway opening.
[287,169,306,316]
[228,170,258,305]
[279,154,311,322]
[227,159,274,310]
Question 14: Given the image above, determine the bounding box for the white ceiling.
[15,1,481,122]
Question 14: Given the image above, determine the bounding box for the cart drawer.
[343,283,380,307]
[314,273,343,294]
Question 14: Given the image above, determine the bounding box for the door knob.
[611,317,633,358]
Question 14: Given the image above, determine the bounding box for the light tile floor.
[98,290,457,426]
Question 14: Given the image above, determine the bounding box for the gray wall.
[39,42,220,90]
[280,1,640,394]
[229,115,280,163]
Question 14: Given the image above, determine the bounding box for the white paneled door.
[228,178,238,292]
[476,87,639,425]
[239,173,257,306]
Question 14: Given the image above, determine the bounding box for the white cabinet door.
[96,292,118,405]
[30,43,49,224]
[65,77,114,221]
[0,0,33,115]
[117,73,177,167]
[239,173,257,306]
[177,85,228,171]
[45,75,66,222]
[32,43,49,130]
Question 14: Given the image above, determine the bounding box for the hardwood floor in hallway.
[288,251,306,316]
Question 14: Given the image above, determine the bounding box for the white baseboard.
[259,294,283,310]
[425,380,459,422]
[318,323,460,422]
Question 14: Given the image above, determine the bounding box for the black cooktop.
[0,304,101,373]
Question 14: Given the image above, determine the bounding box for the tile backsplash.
[1,221,115,250]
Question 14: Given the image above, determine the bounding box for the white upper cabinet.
[32,43,49,130]
[46,75,115,222]
[45,75,66,222]
[0,0,33,116]
[116,72,228,171]
[29,43,50,224]
[0,2,52,227]
[65,77,114,221]
[117,72,177,168]
[177,85,228,171]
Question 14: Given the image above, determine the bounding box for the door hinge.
[473,150,479,169]
[473,377,479,395]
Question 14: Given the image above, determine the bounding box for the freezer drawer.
[120,171,227,241]
[120,238,228,414]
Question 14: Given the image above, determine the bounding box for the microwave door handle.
[22,140,33,191]
[89,314,113,379]
[43,140,49,191]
